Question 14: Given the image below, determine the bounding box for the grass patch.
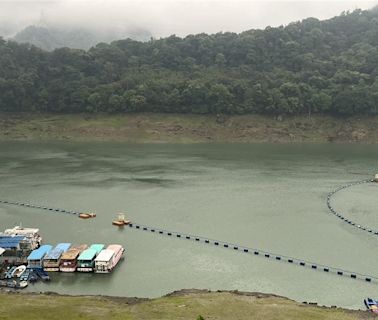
[0,290,372,320]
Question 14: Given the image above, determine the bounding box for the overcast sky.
[0,0,377,37]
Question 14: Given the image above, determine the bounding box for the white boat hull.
[44,267,60,272]
[59,267,76,272]
[77,267,93,272]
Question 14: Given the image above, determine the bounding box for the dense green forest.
[2,8,378,115]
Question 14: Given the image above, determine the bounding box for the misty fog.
[0,0,376,39]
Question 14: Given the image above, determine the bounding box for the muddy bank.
[0,113,377,143]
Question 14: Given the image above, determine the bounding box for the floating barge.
[112,213,131,226]
[94,244,124,273]
[43,243,71,271]
[59,244,88,272]
[77,244,105,272]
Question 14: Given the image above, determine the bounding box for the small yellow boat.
[79,212,96,219]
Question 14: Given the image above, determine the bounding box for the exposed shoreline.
[0,289,372,319]
[0,112,377,143]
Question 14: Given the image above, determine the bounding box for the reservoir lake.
[0,141,378,309]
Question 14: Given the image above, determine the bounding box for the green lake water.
[0,141,378,309]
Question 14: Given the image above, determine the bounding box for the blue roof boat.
[27,245,52,269]
[43,243,71,271]
[44,243,71,260]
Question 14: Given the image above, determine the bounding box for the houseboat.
[94,244,124,273]
[4,226,42,249]
[43,243,71,271]
[77,244,105,272]
[59,244,88,272]
[27,245,53,269]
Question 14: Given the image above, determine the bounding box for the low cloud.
[0,0,376,38]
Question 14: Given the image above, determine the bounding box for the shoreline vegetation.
[0,113,377,143]
[0,289,373,320]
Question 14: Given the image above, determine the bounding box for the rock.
[351,129,367,141]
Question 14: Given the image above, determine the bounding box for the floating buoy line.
[1,177,378,284]
[326,179,378,235]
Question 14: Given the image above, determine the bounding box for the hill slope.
[1,8,378,116]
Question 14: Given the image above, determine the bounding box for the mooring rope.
[0,199,80,215]
[124,221,378,283]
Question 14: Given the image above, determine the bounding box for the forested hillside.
[2,8,378,115]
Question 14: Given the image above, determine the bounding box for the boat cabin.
[43,243,71,271]
[27,245,53,269]
[77,244,105,272]
[59,244,88,272]
[94,244,124,273]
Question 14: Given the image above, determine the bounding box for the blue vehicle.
[4,266,16,279]
[34,268,50,281]
[20,269,30,282]
[28,271,38,283]
[364,298,378,314]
